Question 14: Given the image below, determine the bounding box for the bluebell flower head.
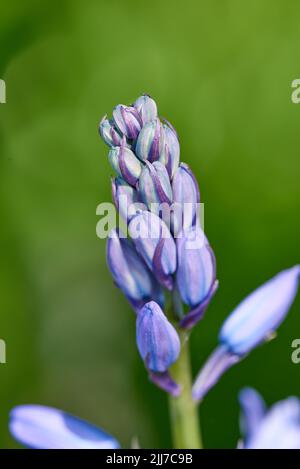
[135,118,165,163]
[136,301,180,373]
[112,177,141,223]
[176,226,218,329]
[239,388,300,449]
[160,121,180,178]
[113,104,142,140]
[172,163,200,235]
[128,211,177,290]
[10,405,120,449]
[192,266,300,402]
[108,138,143,186]
[138,161,173,213]
[134,94,158,125]
[106,229,164,310]
[99,115,123,147]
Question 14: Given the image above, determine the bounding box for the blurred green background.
[0,0,299,448]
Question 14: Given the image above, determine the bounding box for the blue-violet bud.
[160,121,180,178]
[9,405,120,449]
[138,161,173,215]
[239,387,266,444]
[172,163,200,235]
[113,104,142,140]
[239,389,300,449]
[192,265,300,402]
[176,226,218,329]
[99,115,123,147]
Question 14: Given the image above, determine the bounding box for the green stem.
[168,331,202,449]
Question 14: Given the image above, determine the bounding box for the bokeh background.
[0,0,299,448]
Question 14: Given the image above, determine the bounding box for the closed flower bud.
[172,163,200,235]
[148,371,181,397]
[99,116,123,147]
[135,118,165,163]
[192,266,300,402]
[113,104,142,140]
[134,94,158,124]
[176,226,218,329]
[106,229,164,311]
[108,138,143,186]
[160,122,180,178]
[112,177,142,223]
[128,211,176,290]
[138,161,173,214]
[136,301,180,373]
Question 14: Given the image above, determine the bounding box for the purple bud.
[176,226,217,328]
[112,177,143,223]
[172,163,200,235]
[192,266,300,402]
[192,345,240,402]
[128,211,177,290]
[106,229,164,311]
[138,161,173,214]
[99,115,123,147]
[135,118,165,163]
[108,139,142,186]
[134,94,158,125]
[160,122,180,178]
[136,301,180,372]
[113,104,142,140]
